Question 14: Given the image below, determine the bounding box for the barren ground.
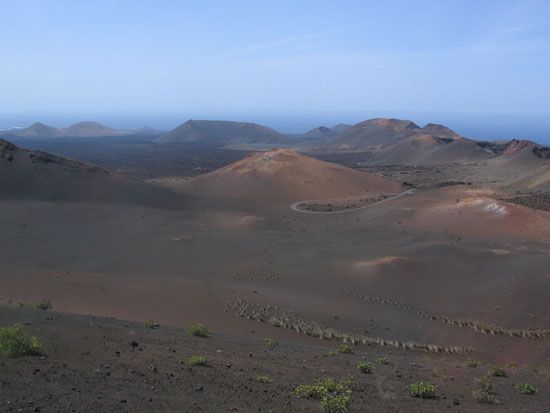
[1,142,549,412]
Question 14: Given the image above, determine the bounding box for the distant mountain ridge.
[1,121,161,138]
[328,118,461,151]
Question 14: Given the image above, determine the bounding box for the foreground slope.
[0,138,181,206]
[2,306,548,412]
[178,148,401,204]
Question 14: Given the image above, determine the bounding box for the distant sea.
[1,111,549,145]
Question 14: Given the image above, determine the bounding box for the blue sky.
[1,0,550,141]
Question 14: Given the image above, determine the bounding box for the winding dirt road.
[290,188,416,214]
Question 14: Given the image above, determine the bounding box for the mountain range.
[1,121,161,138]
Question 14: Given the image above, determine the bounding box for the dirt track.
[290,189,416,214]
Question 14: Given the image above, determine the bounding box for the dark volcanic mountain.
[155,120,288,145]
[420,123,462,140]
[6,122,63,138]
[133,126,160,134]
[300,126,339,140]
[0,138,181,206]
[331,123,353,134]
[2,121,125,138]
[63,121,121,137]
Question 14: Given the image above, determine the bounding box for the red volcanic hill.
[181,148,402,204]
[0,138,181,206]
[331,118,421,150]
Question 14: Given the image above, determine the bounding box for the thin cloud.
[211,27,349,63]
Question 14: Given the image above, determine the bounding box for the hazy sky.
[1,0,550,140]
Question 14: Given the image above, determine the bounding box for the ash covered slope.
[0,138,182,207]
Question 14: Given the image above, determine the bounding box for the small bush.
[516,383,537,395]
[188,355,208,366]
[409,381,437,399]
[478,375,492,392]
[338,344,352,354]
[265,338,278,349]
[357,361,373,374]
[377,356,390,365]
[187,323,209,338]
[472,389,499,404]
[489,365,507,377]
[256,375,272,383]
[19,300,52,311]
[293,377,354,399]
[320,393,351,413]
[0,324,42,357]
[466,358,478,367]
[144,320,159,329]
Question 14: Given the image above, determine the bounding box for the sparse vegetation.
[489,365,507,377]
[256,375,272,383]
[187,323,210,338]
[472,389,499,404]
[466,358,478,367]
[478,375,493,392]
[18,300,52,311]
[357,361,374,374]
[265,338,278,349]
[188,355,208,366]
[516,383,537,395]
[409,381,437,399]
[320,393,351,413]
[144,320,158,329]
[377,356,390,365]
[0,324,42,358]
[337,344,352,354]
[293,377,354,399]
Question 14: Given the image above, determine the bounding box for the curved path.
[290,188,416,214]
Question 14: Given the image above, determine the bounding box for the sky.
[1,0,550,142]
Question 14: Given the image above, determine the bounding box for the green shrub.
[265,338,278,349]
[320,393,351,413]
[478,375,492,392]
[472,389,499,404]
[466,358,478,367]
[516,383,537,395]
[338,344,352,354]
[188,355,208,366]
[0,324,42,357]
[187,323,210,338]
[256,375,272,383]
[489,365,507,377]
[357,361,373,374]
[18,300,52,311]
[376,356,390,365]
[293,377,354,399]
[144,320,159,329]
[409,381,437,399]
